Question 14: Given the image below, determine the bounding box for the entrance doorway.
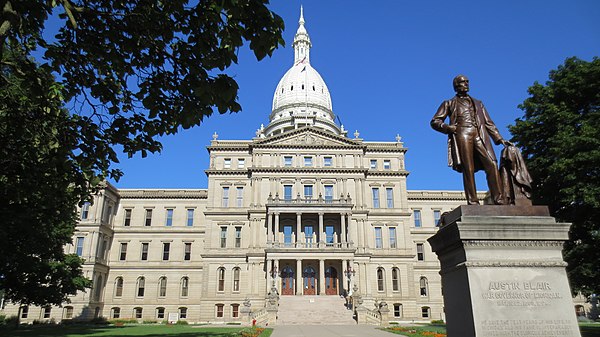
[281,266,294,295]
[325,266,338,295]
[303,266,317,295]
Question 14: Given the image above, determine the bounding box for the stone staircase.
[276,295,356,325]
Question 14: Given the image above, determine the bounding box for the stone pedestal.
[428,205,581,337]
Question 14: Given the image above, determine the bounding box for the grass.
[0,324,273,337]
[580,323,600,337]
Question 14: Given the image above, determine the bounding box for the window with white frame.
[81,202,90,220]
[417,243,425,261]
[433,210,441,227]
[75,237,85,257]
[370,159,377,169]
[184,242,192,261]
[179,307,188,319]
[235,227,241,248]
[394,303,403,318]
[236,187,243,207]
[222,187,230,207]
[162,242,170,261]
[232,267,240,292]
[134,307,143,319]
[413,209,422,227]
[124,209,132,226]
[324,185,333,202]
[304,156,313,167]
[323,156,333,167]
[136,277,145,297]
[186,209,194,227]
[119,242,127,261]
[383,160,391,170]
[165,209,173,226]
[220,227,227,248]
[141,242,149,261]
[392,267,400,291]
[389,227,397,248]
[224,158,231,168]
[386,188,394,208]
[158,277,167,297]
[421,306,430,318]
[375,227,383,248]
[217,268,225,292]
[284,185,293,201]
[284,156,292,167]
[237,158,245,168]
[112,307,121,319]
[156,307,165,319]
[304,185,313,199]
[420,277,429,296]
[377,268,385,291]
[115,277,123,297]
[181,277,189,297]
[145,209,153,226]
[372,188,380,208]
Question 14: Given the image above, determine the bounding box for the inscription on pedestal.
[471,271,580,337]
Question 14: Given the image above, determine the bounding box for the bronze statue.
[431,75,511,205]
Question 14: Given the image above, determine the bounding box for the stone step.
[277,295,356,325]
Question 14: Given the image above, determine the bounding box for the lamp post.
[270,266,278,287]
[344,266,355,294]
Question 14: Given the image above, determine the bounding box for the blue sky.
[108,0,600,191]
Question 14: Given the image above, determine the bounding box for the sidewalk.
[270,325,396,337]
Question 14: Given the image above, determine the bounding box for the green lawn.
[580,323,600,337]
[0,325,272,337]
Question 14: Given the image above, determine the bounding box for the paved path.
[270,325,397,337]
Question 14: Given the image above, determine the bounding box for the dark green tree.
[509,57,600,296]
[0,0,284,307]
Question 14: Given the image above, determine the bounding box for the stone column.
[274,259,280,293]
[266,212,272,244]
[341,213,347,244]
[274,212,280,245]
[341,259,348,292]
[296,259,303,295]
[318,212,324,247]
[319,259,325,295]
[296,212,302,247]
[266,259,272,294]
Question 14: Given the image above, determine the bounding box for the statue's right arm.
[430,100,454,134]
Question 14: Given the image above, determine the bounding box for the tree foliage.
[509,57,600,296]
[0,0,284,306]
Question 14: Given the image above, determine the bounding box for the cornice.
[247,167,368,174]
[407,190,486,201]
[119,189,208,199]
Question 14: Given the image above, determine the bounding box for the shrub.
[143,319,158,324]
[0,314,6,326]
[109,318,138,325]
[5,316,19,326]
[91,316,108,325]
[175,319,188,325]
[430,320,445,326]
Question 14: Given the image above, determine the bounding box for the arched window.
[181,277,189,297]
[420,277,428,297]
[392,268,400,292]
[393,303,403,318]
[136,277,145,297]
[377,268,385,292]
[217,267,225,292]
[114,277,124,297]
[158,277,167,297]
[111,307,120,319]
[232,267,240,292]
[134,307,143,319]
[156,307,165,319]
[421,306,430,318]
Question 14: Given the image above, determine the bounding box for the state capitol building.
[4,10,488,325]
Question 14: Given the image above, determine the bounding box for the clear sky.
[108,0,600,191]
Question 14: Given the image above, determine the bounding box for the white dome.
[262,7,342,137]
[271,63,333,113]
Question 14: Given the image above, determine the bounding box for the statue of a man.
[431,75,511,205]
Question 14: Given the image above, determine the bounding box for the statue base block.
[428,205,581,337]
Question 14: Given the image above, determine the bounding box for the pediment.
[254,127,361,147]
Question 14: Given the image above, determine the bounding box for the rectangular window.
[224,158,231,169]
[326,225,334,244]
[157,307,165,319]
[433,210,441,227]
[162,242,170,261]
[135,307,143,319]
[112,308,121,319]
[81,202,90,220]
[284,185,293,201]
[375,227,383,248]
[284,156,292,167]
[417,243,425,261]
[165,209,173,226]
[237,158,245,168]
[231,304,239,318]
[389,227,397,248]
[184,242,192,261]
[383,160,391,170]
[222,187,230,207]
[324,156,333,167]
[305,226,314,247]
[421,307,430,318]
[386,188,394,208]
[145,209,153,226]
[370,159,377,169]
[186,209,194,227]
[236,187,243,207]
[141,243,149,261]
[43,306,51,319]
[124,209,132,226]
[414,210,422,227]
[216,304,224,318]
[284,226,293,247]
[65,307,73,319]
[394,304,402,318]
[235,227,242,248]
[220,227,227,248]
[304,185,313,199]
[21,306,28,319]
[119,243,127,261]
[372,188,380,208]
[304,156,313,167]
[324,185,333,203]
[75,237,84,257]
[179,307,187,319]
